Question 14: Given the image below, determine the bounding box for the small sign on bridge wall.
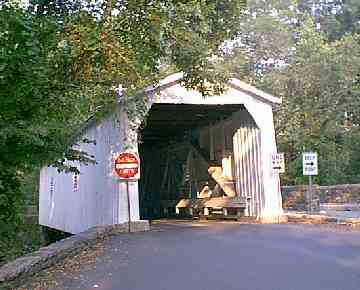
[271,153,285,174]
[72,172,80,192]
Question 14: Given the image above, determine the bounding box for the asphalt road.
[23,221,360,290]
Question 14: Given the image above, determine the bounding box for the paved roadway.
[26,222,360,290]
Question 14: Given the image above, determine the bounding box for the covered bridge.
[39,73,284,234]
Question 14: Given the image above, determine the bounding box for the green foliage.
[0,167,22,228]
[0,8,87,261]
[263,17,360,185]
[54,0,246,97]
[342,131,360,182]
[0,223,42,266]
[222,0,296,83]
[320,0,360,40]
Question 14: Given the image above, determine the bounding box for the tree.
[0,5,86,259]
[320,0,360,40]
[263,17,360,184]
[221,0,296,83]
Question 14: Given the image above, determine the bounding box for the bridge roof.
[145,73,281,105]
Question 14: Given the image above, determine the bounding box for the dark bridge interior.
[138,103,245,219]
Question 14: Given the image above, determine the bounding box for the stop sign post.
[114,152,140,232]
[302,152,318,213]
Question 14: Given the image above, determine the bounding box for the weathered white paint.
[243,99,283,219]
[39,108,140,234]
[39,73,283,234]
[233,113,263,218]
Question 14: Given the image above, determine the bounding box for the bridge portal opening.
[138,103,257,220]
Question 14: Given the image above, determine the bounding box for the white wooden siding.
[232,111,264,217]
[39,108,140,234]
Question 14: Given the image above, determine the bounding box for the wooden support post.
[223,208,228,216]
[221,122,226,157]
[209,125,215,161]
[189,208,194,216]
[199,128,205,149]
[204,207,209,216]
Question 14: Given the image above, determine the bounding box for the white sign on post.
[303,152,318,176]
[271,153,285,173]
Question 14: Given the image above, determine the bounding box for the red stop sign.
[115,152,140,179]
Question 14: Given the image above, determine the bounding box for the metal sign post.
[302,152,318,213]
[308,175,313,213]
[114,152,140,233]
[126,181,131,233]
